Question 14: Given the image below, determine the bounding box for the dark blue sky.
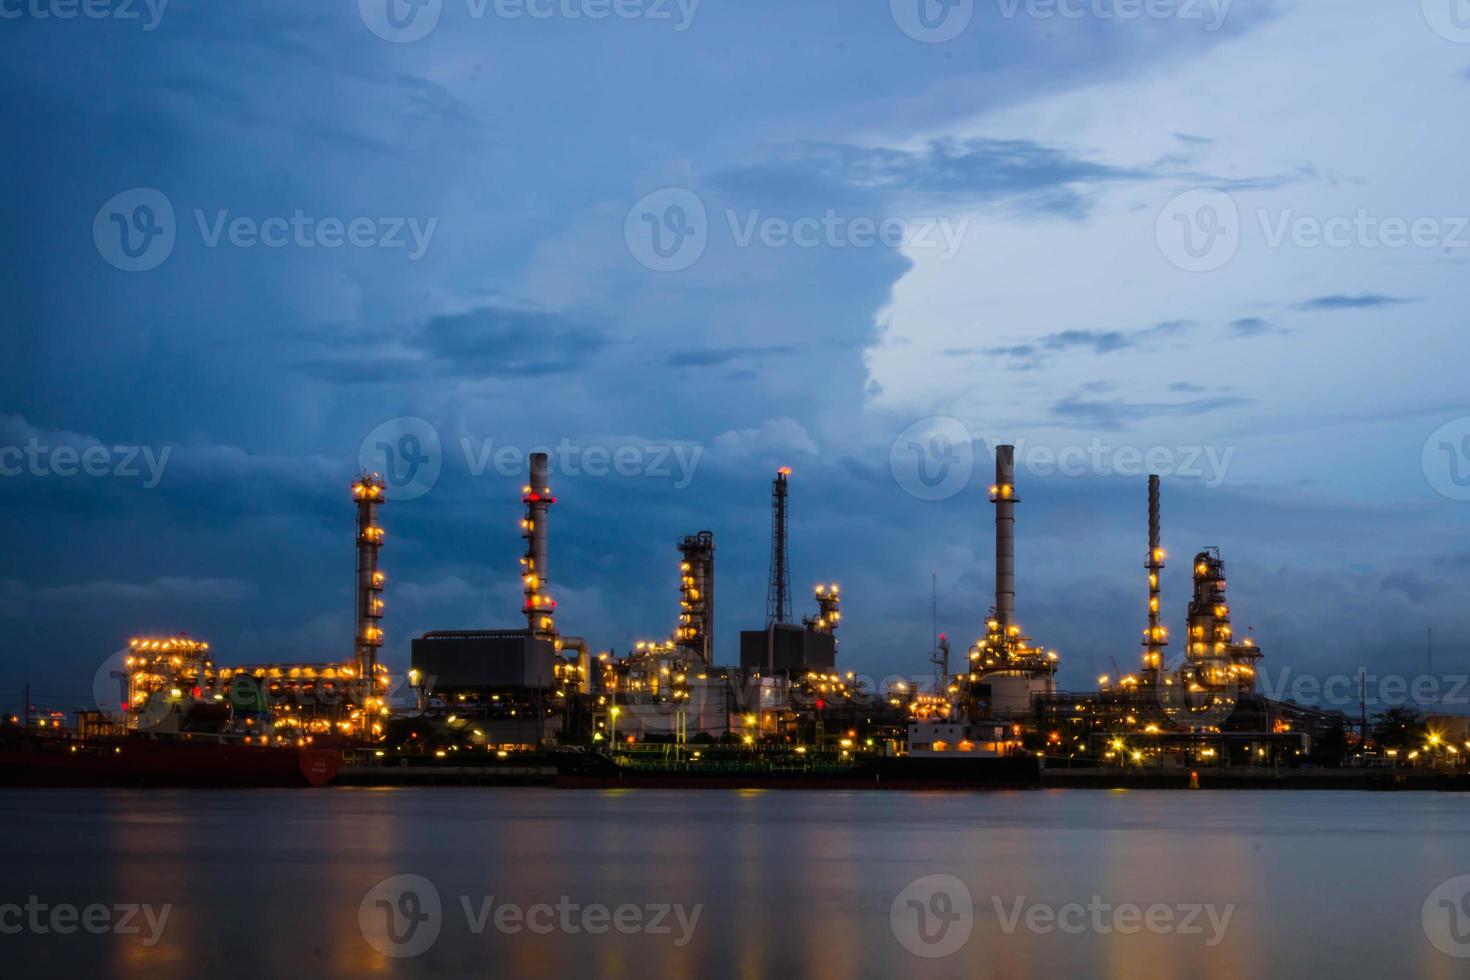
[4,0,1470,713]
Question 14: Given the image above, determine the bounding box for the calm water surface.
[2,788,1467,978]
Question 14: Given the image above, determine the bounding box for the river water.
[2,788,1467,978]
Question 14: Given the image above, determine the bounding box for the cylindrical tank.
[985,672,1050,719]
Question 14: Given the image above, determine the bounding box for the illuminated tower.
[805,584,841,635]
[521,452,558,641]
[1141,475,1168,685]
[676,531,715,666]
[765,467,792,627]
[1186,547,1261,695]
[352,474,387,681]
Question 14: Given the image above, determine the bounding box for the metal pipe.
[992,446,1017,630]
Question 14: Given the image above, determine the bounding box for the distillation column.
[1142,475,1168,685]
[353,474,387,682]
[677,531,716,666]
[522,452,558,641]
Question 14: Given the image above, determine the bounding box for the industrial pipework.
[989,446,1018,630]
[352,474,387,682]
[1142,475,1168,686]
[521,452,558,642]
[676,531,716,666]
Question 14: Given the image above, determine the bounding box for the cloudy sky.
[4,0,1470,713]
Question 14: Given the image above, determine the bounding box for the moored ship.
[0,729,341,788]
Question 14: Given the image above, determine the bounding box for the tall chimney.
[991,445,1017,630]
[521,453,557,640]
[765,468,792,627]
[1142,475,1167,685]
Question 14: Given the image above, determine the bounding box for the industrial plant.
[11,436,1459,789]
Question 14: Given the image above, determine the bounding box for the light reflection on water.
[2,788,1467,978]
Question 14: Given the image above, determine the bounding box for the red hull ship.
[0,732,341,788]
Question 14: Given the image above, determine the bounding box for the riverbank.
[332,755,1470,791]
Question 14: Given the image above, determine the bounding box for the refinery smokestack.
[766,468,792,627]
[521,452,557,640]
[991,445,1017,630]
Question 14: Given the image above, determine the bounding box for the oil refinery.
[3,440,1459,790]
